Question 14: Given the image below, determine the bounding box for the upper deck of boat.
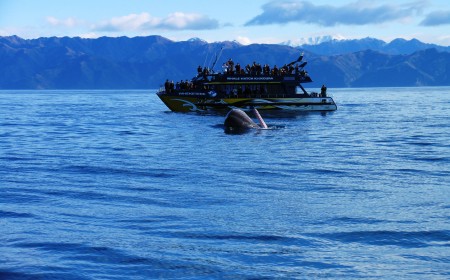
[161,56,316,96]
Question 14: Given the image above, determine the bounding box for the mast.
[210,47,223,73]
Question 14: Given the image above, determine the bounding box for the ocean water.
[0,87,449,279]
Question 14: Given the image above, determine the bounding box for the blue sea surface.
[0,88,449,279]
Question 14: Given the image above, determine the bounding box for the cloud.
[420,10,450,26]
[94,12,219,32]
[245,0,424,26]
[93,13,153,32]
[157,12,219,30]
[46,16,81,28]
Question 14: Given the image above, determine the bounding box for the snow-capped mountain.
[281,35,347,47]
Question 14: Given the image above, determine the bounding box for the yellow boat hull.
[157,94,337,112]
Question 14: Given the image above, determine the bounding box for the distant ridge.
[1,35,449,89]
[282,36,450,55]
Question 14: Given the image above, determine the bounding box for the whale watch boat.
[157,53,337,112]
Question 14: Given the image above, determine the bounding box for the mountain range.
[1,35,449,89]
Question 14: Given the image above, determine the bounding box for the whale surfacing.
[224,108,267,133]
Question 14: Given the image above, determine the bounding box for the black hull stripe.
[194,102,335,107]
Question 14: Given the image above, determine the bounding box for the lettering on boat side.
[179,92,206,96]
[226,77,274,81]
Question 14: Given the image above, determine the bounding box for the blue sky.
[1,0,450,45]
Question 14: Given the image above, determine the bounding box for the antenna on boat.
[210,47,223,73]
[202,51,209,68]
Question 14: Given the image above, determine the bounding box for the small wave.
[401,254,450,264]
[392,168,425,173]
[13,242,153,265]
[385,167,449,178]
[116,215,185,224]
[117,130,137,135]
[305,183,380,194]
[0,270,84,280]
[37,188,177,208]
[0,156,38,162]
[0,192,45,204]
[64,165,177,178]
[331,217,386,225]
[306,168,349,176]
[311,230,450,248]
[407,141,435,146]
[115,215,187,231]
[412,156,448,162]
[11,241,223,278]
[181,233,287,242]
[0,210,34,218]
[171,231,316,247]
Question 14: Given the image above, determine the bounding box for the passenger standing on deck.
[227,58,234,74]
[256,63,262,75]
[273,65,279,76]
[245,64,251,74]
[321,84,327,97]
[263,64,270,75]
[164,79,170,93]
[235,63,241,74]
[222,62,229,74]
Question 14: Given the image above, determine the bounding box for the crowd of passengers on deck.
[196,58,305,77]
[219,58,301,76]
[164,79,196,93]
